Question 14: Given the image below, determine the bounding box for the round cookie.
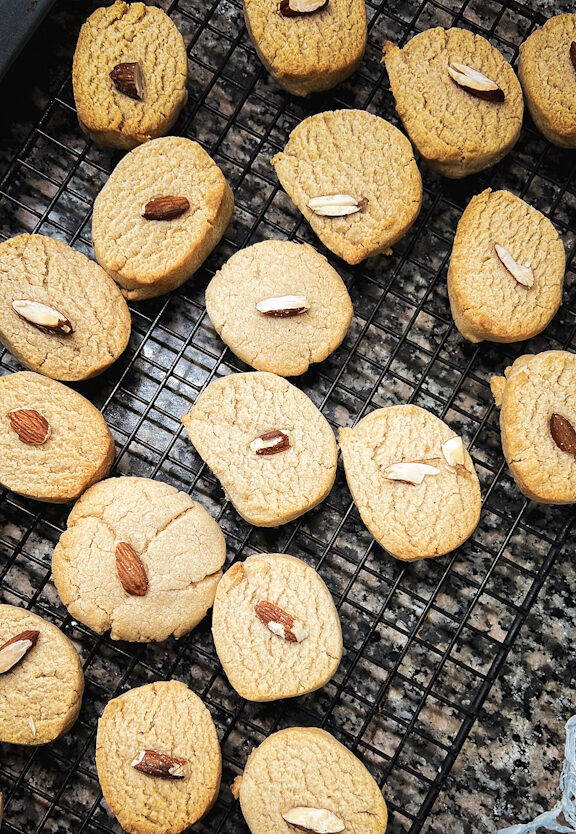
[205,240,353,376]
[92,136,234,300]
[0,234,131,381]
[181,371,338,526]
[271,110,422,265]
[52,476,226,642]
[0,604,84,745]
[238,726,388,834]
[244,0,366,97]
[0,371,114,503]
[448,188,565,343]
[72,1,188,149]
[96,680,221,834]
[383,28,523,178]
[212,553,342,701]
[518,15,576,148]
[339,405,481,561]
[490,351,576,504]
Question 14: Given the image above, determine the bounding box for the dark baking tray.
[0,0,57,80]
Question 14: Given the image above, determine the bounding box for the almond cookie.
[0,371,114,503]
[238,726,388,834]
[181,371,337,526]
[383,28,523,178]
[339,405,481,561]
[0,604,84,745]
[244,0,366,97]
[205,240,353,376]
[72,1,188,149]
[491,351,576,504]
[0,234,131,381]
[92,136,234,300]
[271,109,422,265]
[518,14,576,148]
[448,189,565,343]
[96,680,221,834]
[52,477,226,642]
[212,553,342,701]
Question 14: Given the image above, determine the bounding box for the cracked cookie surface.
[0,604,84,745]
[52,476,226,642]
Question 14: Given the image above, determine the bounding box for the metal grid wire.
[0,0,575,831]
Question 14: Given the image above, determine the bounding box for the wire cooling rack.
[0,0,575,832]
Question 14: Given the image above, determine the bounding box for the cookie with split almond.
[238,726,387,834]
[96,681,221,834]
[0,604,84,745]
[72,1,188,149]
[383,28,523,178]
[518,14,576,148]
[212,553,342,701]
[271,109,422,265]
[338,404,481,561]
[491,351,576,504]
[92,136,234,300]
[448,188,565,343]
[52,476,226,642]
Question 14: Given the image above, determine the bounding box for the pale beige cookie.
[0,234,131,381]
[448,189,565,343]
[383,28,523,178]
[491,351,576,504]
[339,405,481,561]
[238,726,388,834]
[244,0,366,97]
[52,477,226,642]
[0,604,84,745]
[212,553,342,701]
[271,109,422,265]
[0,371,114,503]
[518,15,576,148]
[205,240,353,376]
[72,1,188,149]
[181,371,337,526]
[92,136,234,300]
[96,680,221,834]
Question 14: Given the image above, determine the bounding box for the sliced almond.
[308,194,368,217]
[109,61,143,100]
[550,413,576,457]
[141,196,190,220]
[132,749,187,778]
[28,716,36,737]
[7,409,51,445]
[12,299,73,335]
[0,630,40,674]
[494,244,534,288]
[280,0,328,16]
[254,599,308,643]
[115,542,148,596]
[441,436,469,472]
[256,295,309,317]
[570,41,576,73]
[250,429,291,455]
[382,461,441,485]
[282,807,345,833]
[447,61,505,102]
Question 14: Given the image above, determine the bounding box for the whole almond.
[110,61,143,99]
[308,194,368,216]
[7,409,51,445]
[132,749,187,778]
[494,244,534,288]
[447,61,505,102]
[256,295,309,317]
[570,41,576,73]
[12,299,74,335]
[0,629,40,674]
[382,461,441,485]
[280,0,328,16]
[550,413,576,457]
[250,429,291,455]
[282,806,345,833]
[115,542,148,596]
[254,599,308,642]
[141,196,190,220]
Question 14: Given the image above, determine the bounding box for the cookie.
[518,15,576,148]
[244,0,366,97]
[205,240,353,376]
[491,351,576,504]
[0,234,131,381]
[0,604,84,745]
[212,553,342,701]
[0,371,114,503]
[383,28,523,178]
[339,405,481,561]
[182,372,337,526]
[92,136,234,300]
[72,1,188,149]
[271,109,422,265]
[52,476,226,642]
[238,726,388,834]
[96,680,221,834]
[448,188,565,343]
